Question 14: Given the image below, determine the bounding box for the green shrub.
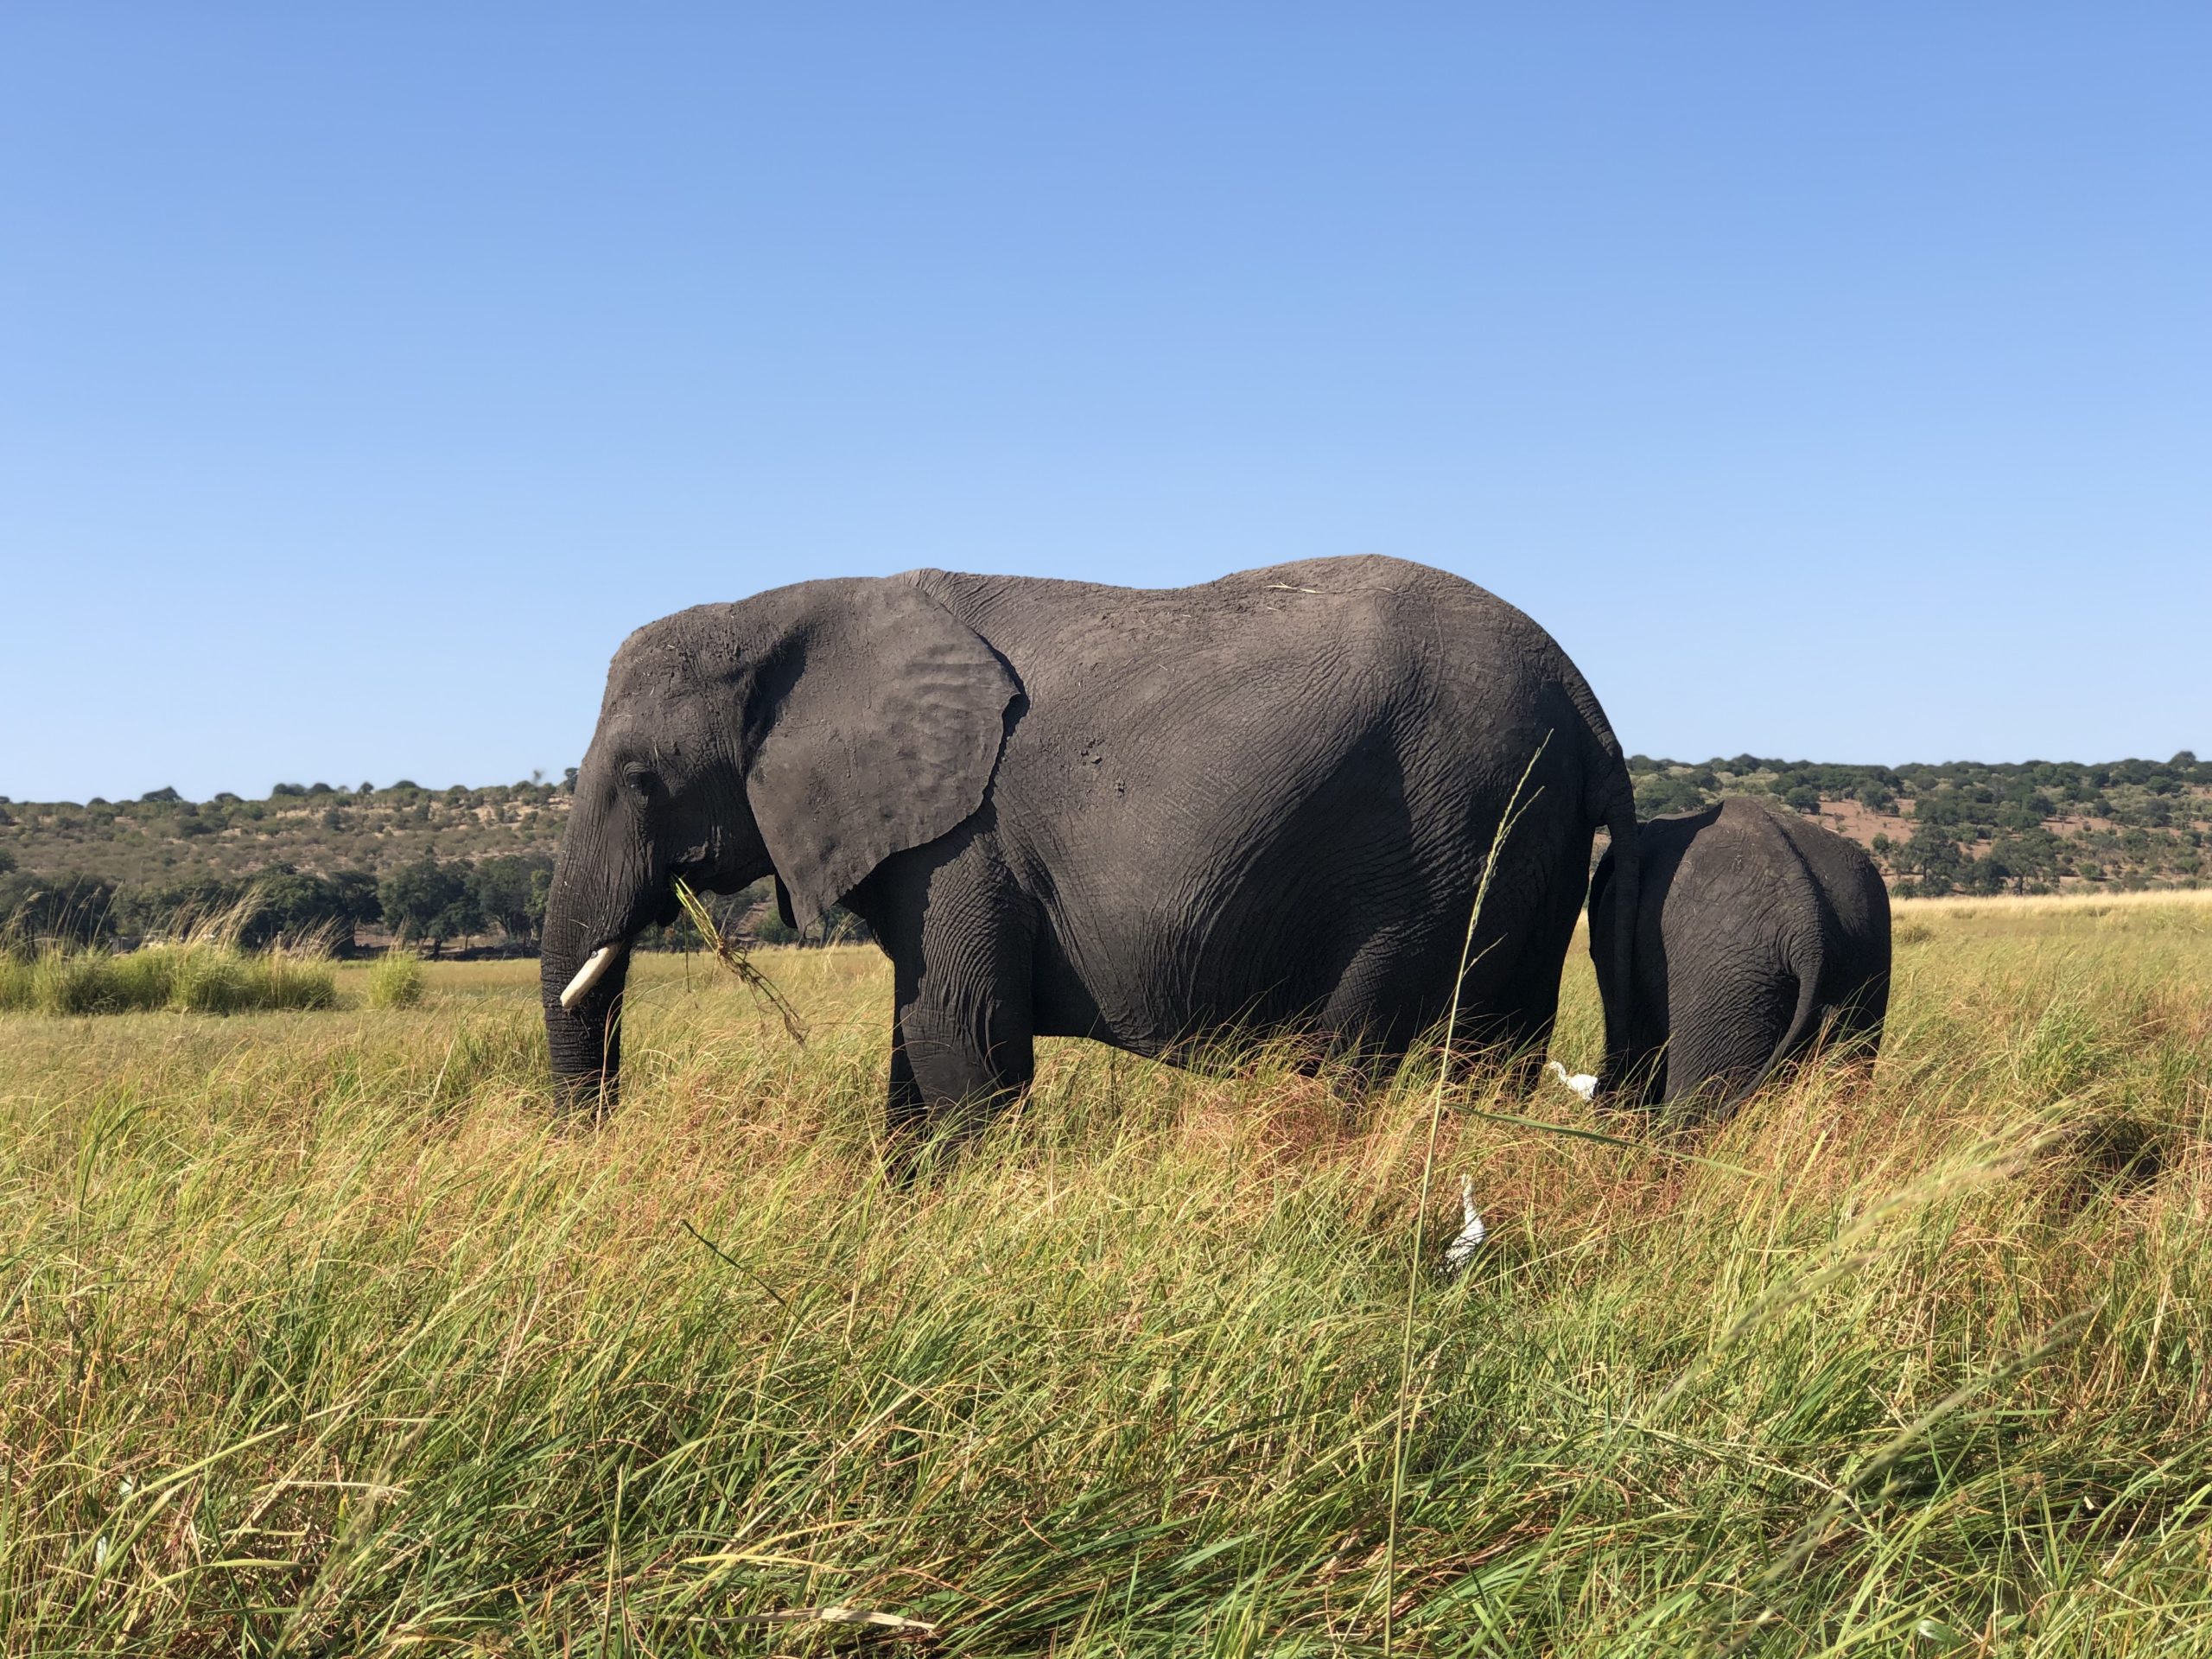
[170,945,253,1013]
[0,951,35,1011]
[104,946,182,1009]
[366,949,426,1010]
[252,949,338,1012]
[30,948,148,1014]
[0,941,334,1016]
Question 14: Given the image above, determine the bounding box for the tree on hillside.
[469,855,555,949]
[0,872,118,948]
[119,876,238,940]
[331,871,383,937]
[1897,821,1967,896]
[117,869,385,950]
[245,869,381,950]
[1634,772,1706,817]
[378,858,480,957]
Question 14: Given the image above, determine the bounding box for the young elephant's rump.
[1590,797,1890,1112]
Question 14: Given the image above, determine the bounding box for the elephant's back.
[907,559,1606,1047]
[1643,801,1827,982]
[913,556,1445,663]
[912,561,1611,861]
[912,556,1597,758]
[1219,558,1633,823]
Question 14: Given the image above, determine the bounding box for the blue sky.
[3,6,2206,801]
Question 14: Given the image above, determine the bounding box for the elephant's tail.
[1596,759,1640,1096]
[1721,947,1828,1116]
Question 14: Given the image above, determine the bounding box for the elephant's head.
[541,575,1019,1109]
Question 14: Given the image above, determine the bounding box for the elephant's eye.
[621,765,662,802]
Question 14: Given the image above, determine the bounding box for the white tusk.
[559,945,620,1011]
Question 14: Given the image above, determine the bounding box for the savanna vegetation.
[5,756,2204,957]
[3,892,2209,1653]
[0,938,334,1017]
[1627,753,2211,897]
[0,779,572,891]
[0,781,857,957]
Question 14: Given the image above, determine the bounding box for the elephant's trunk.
[539,831,644,1111]
[538,747,779,1112]
[542,933,631,1112]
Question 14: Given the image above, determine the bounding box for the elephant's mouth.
[558,940,631,1009]
[557,869,703,1011]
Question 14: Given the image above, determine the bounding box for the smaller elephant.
[1588,798,1890,1113]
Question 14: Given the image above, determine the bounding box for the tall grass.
[365,946,426,1009]
[2,905,2210,1652]
[0,938,334,1015]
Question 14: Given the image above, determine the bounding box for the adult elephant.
[542,556,1641,1138]
[1587,798,1890,1114]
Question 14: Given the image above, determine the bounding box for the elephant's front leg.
[885,1014,928,1147]
[887,947,1037,1162]
[860,836,1039,1170]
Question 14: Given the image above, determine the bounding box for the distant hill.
[1623,753,2209,896]
[0,780,569,955]
[2,753,2206,917]
[0,778,569,889]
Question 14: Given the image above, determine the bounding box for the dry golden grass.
[3,899,2210,1653]
[1898,885,2212,917]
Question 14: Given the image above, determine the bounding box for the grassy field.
[3,897,2210,1654]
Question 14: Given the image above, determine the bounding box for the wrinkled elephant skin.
[542,556,1643,1142]
[1589,798,1891,1114]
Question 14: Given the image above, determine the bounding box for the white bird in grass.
[1440,1173,1487,1278]
[1548,1059,1598,1102]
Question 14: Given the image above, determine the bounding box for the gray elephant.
[541,555,1641,1141]
[1587,797,1890,1113]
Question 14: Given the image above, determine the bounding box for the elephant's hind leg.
[1461,855,1588,1093]
[1663,960,1799,1114]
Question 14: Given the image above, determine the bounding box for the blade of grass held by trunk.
[672,875,808,1046]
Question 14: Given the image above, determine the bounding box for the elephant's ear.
[746,577,1018,924]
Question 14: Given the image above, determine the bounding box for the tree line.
[0,851,556,955]
[1628,751,2209,898]
[7,752,2202,937]
[0,847,866,957]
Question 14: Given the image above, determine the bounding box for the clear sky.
[3,6,2206,802]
